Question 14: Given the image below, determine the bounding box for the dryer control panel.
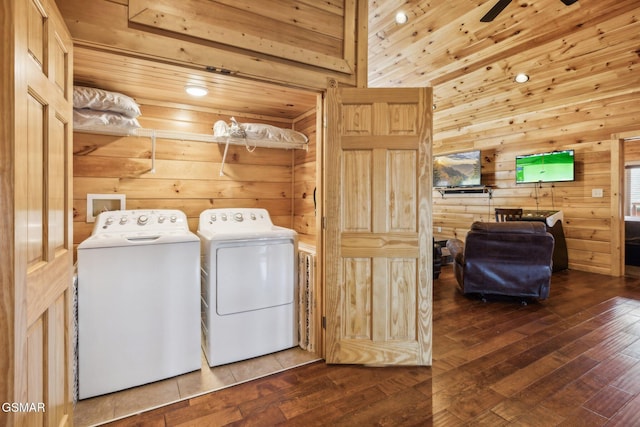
[198,208,274,232]
[92,209,189,235]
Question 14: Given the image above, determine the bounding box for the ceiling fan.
[480,0,578,22]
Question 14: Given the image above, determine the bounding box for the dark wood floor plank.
[445,386,506,422]
[514,354,601,406]
[227,404,288,427]
[538,374,608,417]
[490,397,538,423]
[103,266,640,426]
[490,351,572,396]
[606,391,640,426]
[587,353,640,385]
[172,406,244,427]
[511,405,567,426]
[608,361,640,394]
[328,387,431,426]
[582,384,635,419]
[558,407,608,426]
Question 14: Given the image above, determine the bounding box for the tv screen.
[433,150,481,188]
[515,150,575,184]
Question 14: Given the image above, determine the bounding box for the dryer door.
[216,239,295,315]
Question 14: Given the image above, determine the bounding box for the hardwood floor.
[104,266,640,426]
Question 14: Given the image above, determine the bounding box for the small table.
[435,240,452,264]
[521,210,568,272]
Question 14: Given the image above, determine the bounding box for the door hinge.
[322,316,326,329]
[322,216,327,229]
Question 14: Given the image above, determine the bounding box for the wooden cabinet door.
[324,87,433,365]
[1,0,74,425]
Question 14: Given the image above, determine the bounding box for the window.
[626,165,640,217]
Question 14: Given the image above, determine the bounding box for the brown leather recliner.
[446,221,554,301]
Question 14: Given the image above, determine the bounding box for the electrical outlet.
[592,188,604,198]
[437,226,442,233]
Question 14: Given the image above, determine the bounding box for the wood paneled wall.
[73,104,317,247]
[431,90,639,275]
[434,139,615,275]
[423,1,640,277]
[367,0,639,277]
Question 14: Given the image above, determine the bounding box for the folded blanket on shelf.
[73,85,141,118]
[213,118,308,144]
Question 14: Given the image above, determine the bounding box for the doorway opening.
[624,142,640,277]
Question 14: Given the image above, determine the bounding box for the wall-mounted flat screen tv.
[515,149,575,184]
[433,150,481,188]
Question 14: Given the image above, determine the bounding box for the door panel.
[2,0,74,425]
[325,87,433,366]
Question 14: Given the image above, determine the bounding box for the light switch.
[592,188,604,198]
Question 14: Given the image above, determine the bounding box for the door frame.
[613,130,640,277]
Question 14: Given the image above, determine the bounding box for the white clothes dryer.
[198,208,298,367]
[77,209,201,399]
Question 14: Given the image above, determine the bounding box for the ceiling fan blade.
[480,0,513,22]
[560,0,578,5]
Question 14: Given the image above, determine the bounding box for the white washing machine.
[77,209,201,399]
[198,208,298,367]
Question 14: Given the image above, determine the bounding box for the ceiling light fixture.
[514,73,530,83]
[395,12,408,24]
[185,85,208,97]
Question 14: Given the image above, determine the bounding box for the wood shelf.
[73,126,309,151]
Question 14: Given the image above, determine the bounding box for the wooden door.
[324,87,433,365]
[1,0,74,425]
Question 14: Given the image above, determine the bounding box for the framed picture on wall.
[86,194,126,222]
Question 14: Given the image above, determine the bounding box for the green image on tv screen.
[515,150,574,183]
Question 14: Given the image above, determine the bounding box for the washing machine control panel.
[92,209,189,234]
[199,208,274,232]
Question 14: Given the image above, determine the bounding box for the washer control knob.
[119,216,128,225]
[234,213,243,222]
[158,215,166,223]
[211,214,217,222]
[170,215,177,223]
[105,217,114,225]
[250,213,256,220]
[137,215,149,225]
[221,214,227,221]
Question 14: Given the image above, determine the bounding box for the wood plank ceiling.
[72,46,319,120]
[367,0,640,148]
[69,0,639,131]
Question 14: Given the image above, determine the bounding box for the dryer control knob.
[158,215,166,223]
[250,213,256,220]
[221,214,227,221]
[210,214,217,222]
[234,213,244,222]
[119,216,128,225]
[105,217,114,225]
[137,215,149,225]
[170,215,177,223]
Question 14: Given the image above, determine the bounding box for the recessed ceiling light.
[395,12,408,24]
[514,73,530,83]
[185,85,208,97]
